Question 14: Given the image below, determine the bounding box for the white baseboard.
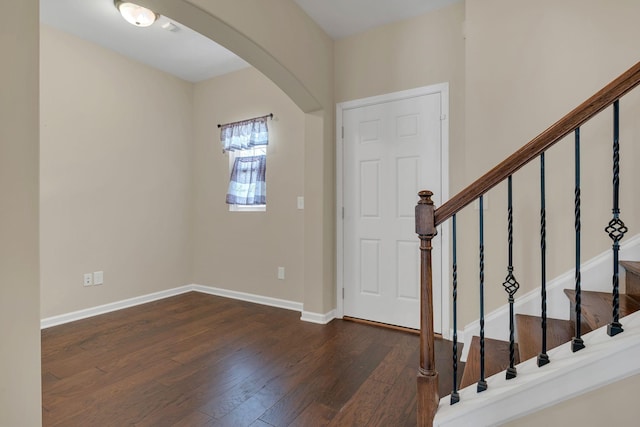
[301,309,337,324]
[459,233,640,361]
[40,283,332,329]
[435,310,640,427]
[191,284,304,313]
[40,285,193,329]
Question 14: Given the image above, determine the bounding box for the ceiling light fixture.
[114,1,158,27]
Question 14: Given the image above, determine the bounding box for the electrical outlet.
[277,267,285,280]
[83,273,93,287]
[297,196,304,210]
[93,271,104,285]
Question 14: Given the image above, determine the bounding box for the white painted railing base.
[434,310,640,427]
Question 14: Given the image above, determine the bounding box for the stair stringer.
[434,310,640,427]
[458,233,640,361]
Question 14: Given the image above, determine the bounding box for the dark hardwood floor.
[42,292,462,426]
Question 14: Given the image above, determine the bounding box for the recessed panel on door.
[360,239,381,295]
[359,120,380,144]
[397,240,419,300]
[396,156,420,218]
[396,114,419,139]
[360,160,380,218]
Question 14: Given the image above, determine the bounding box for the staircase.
[461,261,640,388]
[432,259,640,426]
[414,60,640,427]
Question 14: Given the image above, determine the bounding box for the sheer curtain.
[220,117,269,205]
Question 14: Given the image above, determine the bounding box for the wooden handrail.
[434,60,640,226]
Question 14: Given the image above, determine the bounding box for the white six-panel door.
[340,88,446,332]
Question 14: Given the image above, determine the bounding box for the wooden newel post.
[415,190,439,427]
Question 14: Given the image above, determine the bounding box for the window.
[227,146,267,211]
[219,116,270,211]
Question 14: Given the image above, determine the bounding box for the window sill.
[228,204,266,212]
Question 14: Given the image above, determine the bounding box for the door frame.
[336,83,451,338]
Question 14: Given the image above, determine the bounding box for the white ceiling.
[294,0,461,39]
[39,0,250,82]
[40,0,460,83]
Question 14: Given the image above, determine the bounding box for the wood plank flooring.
[42,292,462,427]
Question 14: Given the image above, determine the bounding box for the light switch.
[93,271,104,285]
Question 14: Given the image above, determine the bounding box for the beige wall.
[332,0,640,331]
[335,1,466,194]
[40,0,338,318]
[142,0,336,314]
[40,25,194,318]
[460,0,640,324]
[192,67,306,303]
[0,1,41,425]
[504,373,640,426]
[182,0,334,111]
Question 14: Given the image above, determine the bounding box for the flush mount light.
[114,1,158,27]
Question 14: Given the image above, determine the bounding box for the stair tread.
[620,261,640,277]
[460,336,518,389]
[516,314,574,362]
[563,289,640,331]
[621,261,640,299]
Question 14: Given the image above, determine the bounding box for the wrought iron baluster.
[451,215,460,404]
[572,128,585,352]
[478,196,487,392]
[538,153,550,366]
[503,176,519,379]
[606,100,627,337]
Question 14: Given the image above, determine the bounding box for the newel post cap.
[418,190,434,205]
[416,190,437,237]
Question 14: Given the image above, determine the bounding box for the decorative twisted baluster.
[503,176,519,379]
[572,128,585,352]
[606,100,627,337]
[478,195,487,392]
[538,153,550,367]
[451,215,460,405]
